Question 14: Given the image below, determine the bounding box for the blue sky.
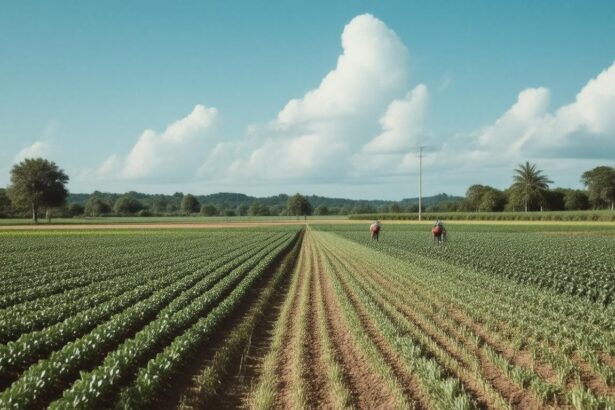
[1,1,615,199]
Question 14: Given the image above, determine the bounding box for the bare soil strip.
[152,232,303,408]
[570,354,615,398]
[323,236,547,409]
[315,236,398,409]
[274,234,312,409]
[324,248,429,409]
[301,237,335,406]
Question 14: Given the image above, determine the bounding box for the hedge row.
[349,210,615,222]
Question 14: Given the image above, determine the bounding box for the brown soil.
[274,237,311,409]
[329,242,546,409]
[154,232,302,409]
[315,238,399,409]
[320,244,427,409]
[301,240,335,406]
[600,353,615,368]
[570,354,615,398]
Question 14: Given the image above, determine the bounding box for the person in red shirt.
[432,219,447,244]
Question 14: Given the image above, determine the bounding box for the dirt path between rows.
[314,235,400,409]
[274,236,311,409]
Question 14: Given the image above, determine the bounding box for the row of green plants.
[0,232,220,307]
[316,230,615,407]
[339,228,615,305]
[176,230,304,408]
[321,240,474,408]
[0,233,270,344]
[48,233,297,408]
[0,231,295,408]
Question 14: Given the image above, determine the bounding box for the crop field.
[1,223,615,409]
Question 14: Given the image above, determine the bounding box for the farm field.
[1,222,614,409]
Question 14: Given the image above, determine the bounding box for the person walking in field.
[432,219,447,244]
[370,220,381,241]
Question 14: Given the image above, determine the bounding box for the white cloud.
[476,87,550,152]
[362,84,429,154]
[84,17,612,196]
[229,13,414,181]
[97,104,219,180]
[14,141,55,163]
[96,154,122,177]
[470,61,615,160]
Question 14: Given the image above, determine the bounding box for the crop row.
[0,233,270,343]
[315,229,615,408]
[0,233,277,385]
[339,228,615,304]
[0,231,296,408]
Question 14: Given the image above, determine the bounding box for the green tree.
[7,158,69,223]
[465,185,487,211]
[563,190,589,211]
[113,196,144,216]
[68,203,85,217]
[237,204,249,216]
[151,197,168,214]
[314,205,329,216]
[510,162,553,212]
[200,204,218,216]
[542,190,565,211]
[479,187,507,212]
[0,188,14,217]
[389,203,402,213]
[180,194,200,215]
[581,166,615,210]
[249,203,270,216]
[84,197,112,216]
[287,193,312,217]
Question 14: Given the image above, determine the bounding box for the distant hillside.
[67,191,462,215]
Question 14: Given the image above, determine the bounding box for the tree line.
[1,158,614,222]
[455,162,615,213]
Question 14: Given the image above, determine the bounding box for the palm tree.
[511,162,553,212]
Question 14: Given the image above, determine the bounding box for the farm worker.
[370,220,381,241]
[432,219,447,244]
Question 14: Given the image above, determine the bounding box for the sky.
[1,1,615,200]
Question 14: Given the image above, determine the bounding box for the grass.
[350,209,615,222]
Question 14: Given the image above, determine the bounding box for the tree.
[180,194,200,215]
[249,203,270,216]
[478,187,507,212]
[563,190,589,211]
[7,158,69,223]
[465,185,487,211]
[113,196,144,216]
[84,197,112,216]
[68,203,85,217]
[237,204,249,216]
[510,162,553,212]
[151,197,168,214]
[314,205,329,216]
[582,166,615,210]
[200,204,218,216]
[389,203,402,213]
[0,188,14,217]
[287,193,312,217]
[542,190,565,211]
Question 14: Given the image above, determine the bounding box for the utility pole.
[418,146,424,222]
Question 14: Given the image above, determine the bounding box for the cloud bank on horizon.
[16,13,615,194]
